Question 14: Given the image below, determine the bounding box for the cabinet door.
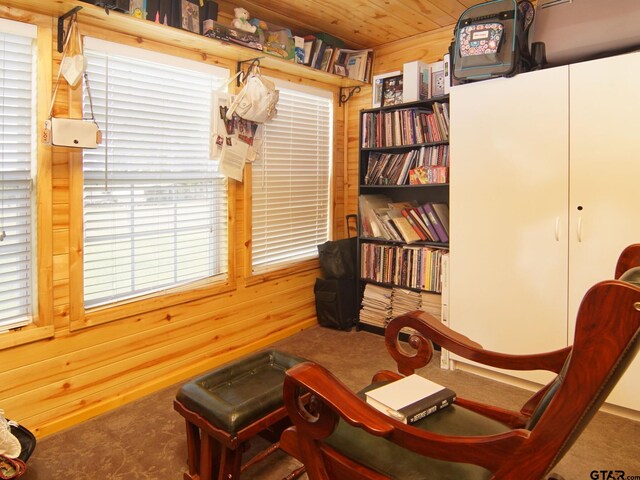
[450,67,569,384]
[569,52,640,411]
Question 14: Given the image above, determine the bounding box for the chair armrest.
[283,361,529,473]
[386,311,571,374]
[615,243,640,278]
[371,370,403,383]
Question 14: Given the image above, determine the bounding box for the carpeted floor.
[20,326,640,479]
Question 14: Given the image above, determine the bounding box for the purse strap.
[48,14,97,123]
[0,455,27,479]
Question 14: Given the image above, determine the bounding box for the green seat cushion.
[620,266,640,287]
[176,349,305,435]
[325,382,510,480]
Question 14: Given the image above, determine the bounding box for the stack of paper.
[360,284,392,327]
[420,292,442,320]
[391,288,421,319]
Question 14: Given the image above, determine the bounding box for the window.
[82,39,229,308]
[0,19,37,333]
[252,81,332,272]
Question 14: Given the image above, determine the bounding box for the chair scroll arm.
[284,362,530,473]
[387,311,571,374]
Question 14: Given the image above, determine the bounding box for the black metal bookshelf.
[356,95,450,337]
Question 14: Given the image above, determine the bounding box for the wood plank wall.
[0,5,346,438]
[0,4,452,438]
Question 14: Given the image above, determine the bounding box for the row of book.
[361,103,450,149]
[363,145,449,186]
[401,202,450,243]
[360,243,446,293]
[301,33,373,82]
[359,283,444,328]
[359,194,450,244]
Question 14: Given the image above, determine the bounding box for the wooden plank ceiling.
[217,0,486,49]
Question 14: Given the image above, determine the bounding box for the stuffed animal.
[231,8,257,33]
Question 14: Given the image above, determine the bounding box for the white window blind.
[252,82,333,272]
[0,20,36,332]
[82,39,229,308]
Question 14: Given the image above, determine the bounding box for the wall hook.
[236,57,264,86]
[57,6,83,53]
[339,86,361,107]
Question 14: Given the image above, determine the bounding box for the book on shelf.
[365,374,456,424]
[409,165,448,184]
[359,196,449,246]
[412,209,433,241]
[294,36,304,64]
[402,59,449,102]
[431,203,450,237]
[320,46,334,71]
[422,203,449,243]
[430,60,445,98]
[401,208,429,242]
[361,103,450,148]
[303,34,316,65]
[443,53,451,95]
[339,48,374,82]
[312,39,327,69]
[402,61,430,103]
[360,243,446,292]
[390,215,421,244]
[416,205,441,242]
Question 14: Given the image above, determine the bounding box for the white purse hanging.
[226,66,279,124]
[42,14,101,149]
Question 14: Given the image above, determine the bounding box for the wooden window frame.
[67,43,237,332]
[0,17,54,350]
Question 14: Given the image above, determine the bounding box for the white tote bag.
[226,69,279,123]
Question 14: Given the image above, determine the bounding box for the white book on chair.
[365,374,456,424]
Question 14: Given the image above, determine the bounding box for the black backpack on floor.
[314,215,358,331]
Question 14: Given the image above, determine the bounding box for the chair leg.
[241,441,280,473]
[283,465,306,480]
[199,433,216,480]
[184,420,201,480]
[217,443,244,480]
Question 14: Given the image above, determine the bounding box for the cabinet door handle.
[577,216,583,242]
[555,216,560,241]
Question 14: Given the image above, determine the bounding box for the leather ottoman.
[174,349,306,480]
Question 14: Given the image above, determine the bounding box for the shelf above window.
[7,0,368,88]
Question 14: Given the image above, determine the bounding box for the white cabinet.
[449,52,640,411]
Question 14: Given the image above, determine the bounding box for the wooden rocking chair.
[281,245,640,480]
